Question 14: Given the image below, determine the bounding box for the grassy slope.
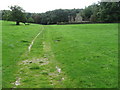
[45,24,118,88]
[2,21,42,87]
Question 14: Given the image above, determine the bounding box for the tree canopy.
[1,2,120,25]
[9,5,26,25]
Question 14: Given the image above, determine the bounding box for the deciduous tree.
[9,5,26,25]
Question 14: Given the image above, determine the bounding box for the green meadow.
[2,21,118,88]
[2,21,43,87]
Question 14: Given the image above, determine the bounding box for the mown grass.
[2,21,118,88]
[45,24,118,88]
[2,21,42,87]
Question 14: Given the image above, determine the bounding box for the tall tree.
[98,2,120,22]
[9,5,26,25]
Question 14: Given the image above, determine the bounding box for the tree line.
[1,2,120,25]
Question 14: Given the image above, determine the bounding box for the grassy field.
[2,21,44,87]
[2,21,118,88]
[45,24,118,88]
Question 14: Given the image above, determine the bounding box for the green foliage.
[81,6,93,21]
[1,10,12,21]
[29,2,120,23]
[9,5,27,25]
[31,9,82,24]
[80,2,120,22]
[1,2,120,24]
[27,17,34,23]
[98,2,120,22]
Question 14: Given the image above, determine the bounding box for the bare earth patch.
[19,58,49,66]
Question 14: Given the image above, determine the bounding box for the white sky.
[0,0,100,13]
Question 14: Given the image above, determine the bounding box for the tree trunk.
[16,21,20,25]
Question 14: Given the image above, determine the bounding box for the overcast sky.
[1,0,100,13]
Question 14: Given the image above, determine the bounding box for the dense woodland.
[1,2,120,25]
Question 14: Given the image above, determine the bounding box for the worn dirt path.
[28,26,44,52]
[12,25,69,88]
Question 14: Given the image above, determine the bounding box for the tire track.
[43,41,68,87]
[12,25,70,88]
[12,25,45,88]
[28,25,44,52]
